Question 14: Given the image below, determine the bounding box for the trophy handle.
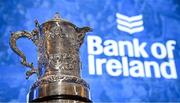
[9,30,39,79]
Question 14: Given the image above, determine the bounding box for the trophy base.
[28,75,91,102]
[30,95,91,103]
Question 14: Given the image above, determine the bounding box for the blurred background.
[0,0,180,102]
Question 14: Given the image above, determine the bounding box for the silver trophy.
[9,13,92,102]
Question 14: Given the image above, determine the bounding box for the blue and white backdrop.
[0,0,180,102]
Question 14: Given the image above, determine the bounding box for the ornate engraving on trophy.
[48,53,78,70]
[46,26,64,38]
[9,12,92,102]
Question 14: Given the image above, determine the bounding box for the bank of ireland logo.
[116,13,144,34]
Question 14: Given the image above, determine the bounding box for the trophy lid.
[41,12,77,29]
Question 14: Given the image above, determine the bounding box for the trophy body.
[10,13,92,102]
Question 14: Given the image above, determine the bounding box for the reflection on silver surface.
[10,12,92,102]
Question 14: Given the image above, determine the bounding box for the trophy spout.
[77,26,92,34]
[77,27,93,46]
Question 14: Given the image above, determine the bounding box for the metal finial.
[34,19,40,28]
[54,12,60,19]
